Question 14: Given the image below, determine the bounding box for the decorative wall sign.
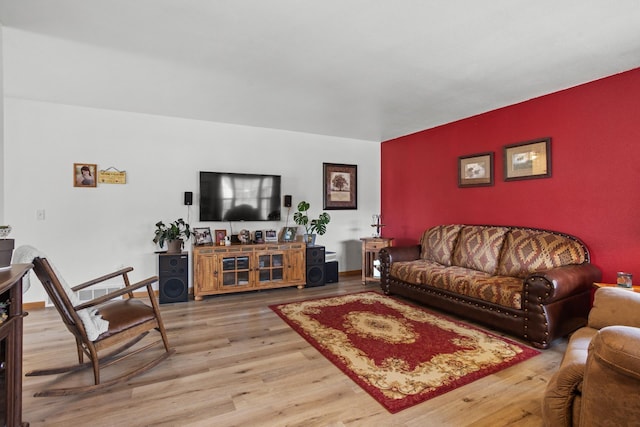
[458,152,494,188]
[98,167,127,184]
[323,163,357,210]
[73,163,97,187]
[503,137,551,181]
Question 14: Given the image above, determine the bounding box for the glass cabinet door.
[221,255,251,287]
[257,253,284,283]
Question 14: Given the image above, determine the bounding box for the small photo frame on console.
[193,227,213,246]
[265,229,278,242]
[253,230,264,244]
[281,227,297,242]
[214,229,227,246]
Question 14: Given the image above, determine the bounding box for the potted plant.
[0,225,15,269]
[293,201,330,245]
[153,219,191,253]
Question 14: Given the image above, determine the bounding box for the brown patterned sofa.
[378,225,602,349]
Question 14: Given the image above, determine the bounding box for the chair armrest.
[589,287,640,329]
[580,326,640,425]
[525,263,602,303]
[72,267,135,291]
[74,276,158,311]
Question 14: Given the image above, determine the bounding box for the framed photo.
[458,152,494,188]
[504,137,551,181]
[281,226,297,242]
[253,230,264,244]
[323,163,357,210]
[265,229,278,242]
[193,227,213,246]
[214,229,227,246]
[73,163,97,187]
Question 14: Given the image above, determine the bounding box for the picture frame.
[503,137,551,181]
[265,229,278,242]
[323,163,357,210]
[253,230,264,244]
[193,227,213,246]
[73,163,97,188]
[214,229,227,246]
[458,152,494,188]
[281,226,297,242]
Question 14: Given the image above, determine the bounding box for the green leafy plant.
[153,218,191,248]
[293,201,331,236]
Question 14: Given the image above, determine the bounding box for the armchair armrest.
[580,326,640,425]
[74,276,158,311]
[524,263,602,303]
[72,267,135,291]
[589,287,640,329]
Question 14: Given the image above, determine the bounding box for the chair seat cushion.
[95,299,157,340]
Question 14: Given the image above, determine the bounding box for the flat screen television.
[199,171,282,222]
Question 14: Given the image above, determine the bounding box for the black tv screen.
[199,171,282,222]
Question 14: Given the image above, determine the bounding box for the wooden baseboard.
[24,273,363,309]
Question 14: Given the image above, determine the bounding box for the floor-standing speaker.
[159,252,189,303]
[306,245,326,287]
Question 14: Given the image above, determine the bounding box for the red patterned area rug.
[270,291,540,413]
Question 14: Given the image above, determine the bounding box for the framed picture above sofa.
[458,152,494,188]
[503,137,551,181]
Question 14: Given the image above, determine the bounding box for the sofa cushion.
[589,287,640,330]
[496,229,587,278]
[420,224,462,266]
[452,225,509,274]
[390,259,446,286]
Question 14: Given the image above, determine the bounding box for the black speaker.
[325,261,339,284]
[184,191,193,205]
[306,245,325,287]
[159,253,189,303]
[284,195,292,207]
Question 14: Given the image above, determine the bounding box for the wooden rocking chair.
[29,256,175,397]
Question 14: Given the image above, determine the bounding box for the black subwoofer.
[159,253,189,304]
[306,245,325,287]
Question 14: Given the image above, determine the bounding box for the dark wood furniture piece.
[29,257,174,396]
[0,263,31,427]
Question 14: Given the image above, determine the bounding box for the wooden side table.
[360,237,393,285]
[594,282,640,293]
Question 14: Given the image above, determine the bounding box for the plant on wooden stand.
[293,201,330,245]
[153,219,191,253]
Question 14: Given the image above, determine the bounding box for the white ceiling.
[1,0,640,142]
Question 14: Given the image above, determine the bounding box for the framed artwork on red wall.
[458,152,494,188]
[503,137,552,181]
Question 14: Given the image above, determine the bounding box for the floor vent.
[47,286,122,307]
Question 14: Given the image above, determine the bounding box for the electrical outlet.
[36,209,46,220]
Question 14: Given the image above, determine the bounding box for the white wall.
[4,98,380,304]
[0,26,4,225]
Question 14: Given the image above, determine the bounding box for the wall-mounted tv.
[199,171,282,222]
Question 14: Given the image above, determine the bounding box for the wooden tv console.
[192,242,306,300]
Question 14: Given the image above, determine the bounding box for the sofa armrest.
[580,326,640,425]
[378,245,420,293]
[524,263,602,303]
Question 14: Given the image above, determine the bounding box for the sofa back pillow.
[496,229,587,278]
[451,225,509,274]
[420,224,463,266]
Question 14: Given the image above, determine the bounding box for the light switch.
[37,209,45,220]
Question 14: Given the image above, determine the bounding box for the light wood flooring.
[21,276,565,426]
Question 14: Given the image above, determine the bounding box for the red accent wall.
[381,67,640,283]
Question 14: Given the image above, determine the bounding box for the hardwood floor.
[21,276,565,426]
